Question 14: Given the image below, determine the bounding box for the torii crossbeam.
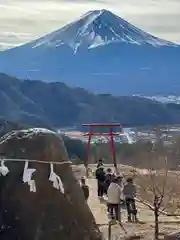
[82,123,121,173]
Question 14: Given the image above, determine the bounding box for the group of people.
[80,159,138,223]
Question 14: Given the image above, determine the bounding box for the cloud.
[0,0,180,49]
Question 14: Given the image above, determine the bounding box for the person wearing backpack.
[107,177,121,221]
[104,168,114,195]
[123,177,138,222]
[95,166,106,198]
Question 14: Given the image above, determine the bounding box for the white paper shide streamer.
[0,161,9,176]
[23,161,36,192]
[49,163,64,193]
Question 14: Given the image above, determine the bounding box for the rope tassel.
[0,161,9,176]
[23,161,36,192]
[49,163,64,193]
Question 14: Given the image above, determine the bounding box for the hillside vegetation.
[1,73,180,127]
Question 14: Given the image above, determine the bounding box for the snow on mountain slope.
[31,9,177,53]
[136,95,180,104]
[0,9,179,96]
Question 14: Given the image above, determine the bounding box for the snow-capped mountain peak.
[29,9,178,52]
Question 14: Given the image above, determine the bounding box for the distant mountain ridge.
[1,73,180,128]
[0,9,179,95]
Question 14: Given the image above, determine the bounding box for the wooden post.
[85,126,92,178]
[108,221,112,240]
[118,204,121,223]
[109,127,118,172]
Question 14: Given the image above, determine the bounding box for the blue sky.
[0,0,179,49]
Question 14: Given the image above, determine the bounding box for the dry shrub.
[135,171,180,214]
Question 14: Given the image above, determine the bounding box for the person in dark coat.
[104,168,114,195]
[95,166,106,198]
[80,177,89,201]
[97,159,103,168]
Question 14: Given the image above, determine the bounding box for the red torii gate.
[82,123,121,172]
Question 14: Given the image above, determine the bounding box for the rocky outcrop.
[0,128,102,240]
[164,232,180,240]
[0,119,25,137]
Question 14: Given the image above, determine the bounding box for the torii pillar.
[82,123,121,177]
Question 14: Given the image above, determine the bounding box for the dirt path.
[87,179,180,239]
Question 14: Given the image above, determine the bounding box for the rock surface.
[0,128,102,240]
[164,232,180,240]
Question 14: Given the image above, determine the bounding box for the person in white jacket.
[107,177,121,221]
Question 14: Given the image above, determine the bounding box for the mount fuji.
[0,9,180,96]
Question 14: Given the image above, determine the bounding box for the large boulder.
[0,119,26,137]
[0,128,102,240]
[164,232,180,240]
